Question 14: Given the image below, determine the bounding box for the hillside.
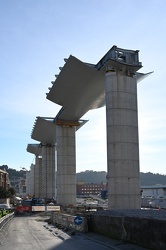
[76,170,166,186]
[0,165,24,178]
[1,165,166,186]
[140,172,166,186]
[77,170,107,184]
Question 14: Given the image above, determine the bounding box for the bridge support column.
[30,164,35,197]
[34,156,42,197]
[105,70,141,209]
[41,145,56,200]
[56,125,76,206]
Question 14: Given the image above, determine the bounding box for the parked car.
[0,203,11,211]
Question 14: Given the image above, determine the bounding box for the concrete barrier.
[51,213,88,232]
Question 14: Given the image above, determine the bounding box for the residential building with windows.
[76,182,107,196]
[0,169,9,189]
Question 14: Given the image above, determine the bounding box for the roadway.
[0,214,149,250]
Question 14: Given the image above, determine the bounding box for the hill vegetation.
[77,170,107,184]
[140,172,166,186]
[77,170,166,186]
[1,165,166,186]
[0,165,23,178]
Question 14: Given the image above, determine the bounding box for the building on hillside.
[76,182,107,196]
[10,176,22,193]
[141,185,166,197]
[0,169,9,189]
[18,177,26,197]
[10,175,27,197]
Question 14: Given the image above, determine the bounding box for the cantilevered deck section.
[26,143,42,156]
[46,45,152,122]
[31,117,57,145]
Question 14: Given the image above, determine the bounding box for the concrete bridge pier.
[105,70,141,209]
[56,125,76,206]
[41,145,56,200]
[30,164,35,197]
[34,156,42,197]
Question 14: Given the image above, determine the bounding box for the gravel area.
[93,209,166,220]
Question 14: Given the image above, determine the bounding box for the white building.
[141,185,166,197]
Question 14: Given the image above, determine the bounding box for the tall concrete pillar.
[25,171,31,196]
[38,157,42,197]
[105,70,140,209]
[42,145,56,199]
[34,156,42,197]
[30,164,35,197]
[56,125,76,206]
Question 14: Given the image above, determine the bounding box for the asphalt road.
[0,214,149,250]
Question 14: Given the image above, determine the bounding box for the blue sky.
[0,0,165,174]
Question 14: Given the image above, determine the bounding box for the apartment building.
[77,182,107,196]
[0,169,9,189]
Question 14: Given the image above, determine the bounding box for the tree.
[8,187,16,196]
[0,187,10,198]
[0,165,8,171]
[0,187,16,198]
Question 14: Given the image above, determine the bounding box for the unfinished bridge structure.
[27,45,152,209]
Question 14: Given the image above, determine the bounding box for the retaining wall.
[88,210,166,250]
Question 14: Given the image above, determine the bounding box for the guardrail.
[0,212,14,230]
